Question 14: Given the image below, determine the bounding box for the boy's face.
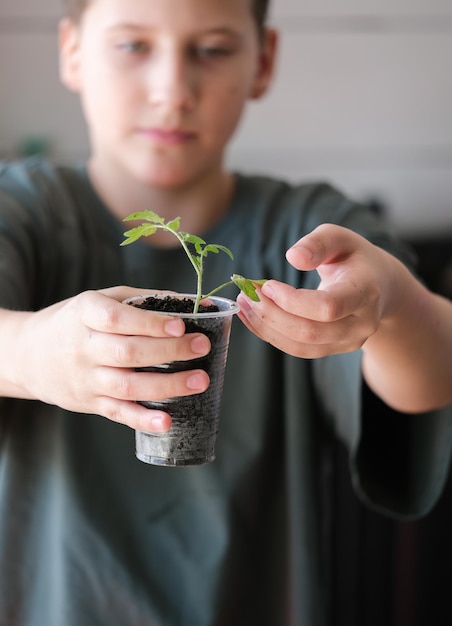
[60,0,276,189]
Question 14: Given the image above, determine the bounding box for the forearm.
[362,263,452,413]
[0,308,35,399]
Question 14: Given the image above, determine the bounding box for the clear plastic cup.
[125,293,240,466]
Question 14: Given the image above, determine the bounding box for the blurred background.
[1,0,451,240]
[0,1,451,625]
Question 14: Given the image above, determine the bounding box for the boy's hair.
[252,0,270,32]
[63,0,269,31]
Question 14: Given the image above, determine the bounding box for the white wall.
[1,0,451,236]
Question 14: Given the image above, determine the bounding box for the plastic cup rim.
[124,293,241,318]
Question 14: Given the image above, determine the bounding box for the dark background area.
[331,232,452,626]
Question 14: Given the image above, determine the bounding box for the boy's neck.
[87,160,235,248]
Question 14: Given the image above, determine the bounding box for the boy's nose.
[146,50,196,111]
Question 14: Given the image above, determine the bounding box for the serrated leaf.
[216,245,234,260]
[204,244,221,254]
[123,210,165,225]
[166,217,181,232]
[231,274,267,301]
[201,244,234,259]
[184,234,206,246]
[120,225,158,245]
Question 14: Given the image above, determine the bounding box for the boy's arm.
[0,287,211,429]
[361,257,451,412]
[236,224,452,413]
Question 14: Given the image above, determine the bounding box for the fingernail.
[186,372,208,391]
[191,335,210,355]
[165,319,184,336]
[289,244,314,261]
[148,413,171,432]
[262,282,274,299]
[237,294,252,314]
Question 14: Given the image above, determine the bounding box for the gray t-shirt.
[0,158,450,626]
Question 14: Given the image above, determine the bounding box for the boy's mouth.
[138,127,196,145]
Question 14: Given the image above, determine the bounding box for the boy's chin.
[134,163,217,190]
[137,171,194,190]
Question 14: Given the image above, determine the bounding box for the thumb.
[286,223,360,271]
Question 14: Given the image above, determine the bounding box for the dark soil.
[131,295,219,314]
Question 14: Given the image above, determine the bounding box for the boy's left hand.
[237,223,452,412]
[237,223,391,359]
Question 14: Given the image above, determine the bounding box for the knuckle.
[105,404,125,425]
[101,398,137,429]
[320,295,341,322]
[115,372,134,399]
[75,289,98,311]
[75,291,122,331]
[113,340,136,366]
[95,396,120,423]
[100,301,121,331]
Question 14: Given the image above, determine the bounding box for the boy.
[0,0,450,624]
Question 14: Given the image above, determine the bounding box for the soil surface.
[132,295,219,314]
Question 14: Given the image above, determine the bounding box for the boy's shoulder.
[234,172,409,263]
[236,172,340,202]
[0,156,98,226]
[235,172,365,230]
[0,156,82,195]
[235,172,362,217]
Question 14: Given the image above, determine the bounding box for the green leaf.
[204,244,220,255]
[231,274,267,301]
[215,245,234,260]
[194,242,206,255]
[184,234,206,246]
[201,244,234,259]
[123,210,165,224]
[120,224,158,245]
[166,217,181,232]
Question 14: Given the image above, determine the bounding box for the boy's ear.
[59,18,82,93]
[249,28,278,100]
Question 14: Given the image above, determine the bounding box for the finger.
[95,397,173,432]
[238,293,368,349]
[76,291,186,338]
[95,367,210,402]
[286,224,362,271]
[261,279,369,322]
[238,308,363,358]
[87,331,211,368]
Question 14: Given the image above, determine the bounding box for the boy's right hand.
[0,287,211,431]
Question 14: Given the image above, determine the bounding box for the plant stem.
[202,280,234,300]
[171,230,203,313]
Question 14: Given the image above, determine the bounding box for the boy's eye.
[118,41,149,55]
[194,47,231,60]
